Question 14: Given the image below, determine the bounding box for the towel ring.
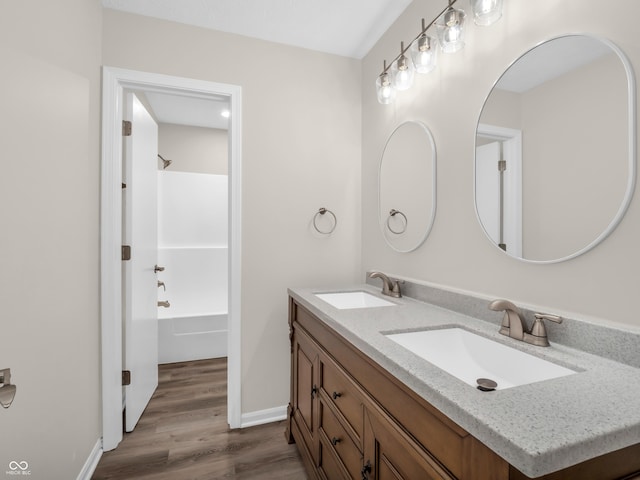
[313,207,337,235]
[386,209,407,234]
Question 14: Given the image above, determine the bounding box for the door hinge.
[122,370,131,386]
[498,159,507,171]
[122,120,132,137]
[122,183,127,189]
[122,245,131,261]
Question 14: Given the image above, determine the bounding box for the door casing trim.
[100,66,242,450]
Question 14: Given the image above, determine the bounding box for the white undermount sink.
[385,327,577,390]
[315,291,396,309]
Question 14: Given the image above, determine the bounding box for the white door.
[476,141,502,246]
[476,134,522,257]
[123,93,159,432]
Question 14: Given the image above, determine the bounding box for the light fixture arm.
[380,0,459,76]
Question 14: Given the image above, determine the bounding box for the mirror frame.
[474,34,637,264]
[378,120,437,253]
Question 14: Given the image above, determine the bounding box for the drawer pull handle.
[332,391,342,400]
[331,437,341,446]
[361,460,372,480]
[311,385,318,399]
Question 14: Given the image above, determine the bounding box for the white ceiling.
[497,36,614,93]
[144,91,230,129]
[108,0,413,129]
[101,0,413,59]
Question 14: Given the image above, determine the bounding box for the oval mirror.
[379,121,437,253]
[475,35,636,263]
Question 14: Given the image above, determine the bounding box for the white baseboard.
[77,439,102,480]
[240,405,288,428]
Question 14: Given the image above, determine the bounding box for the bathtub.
[158,313,227,364]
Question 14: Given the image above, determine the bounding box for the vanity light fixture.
[376,61,396,104]
[392,42,415,90]
[470,0,503,26]
[435,4,466,53]
[410,20,438,74]
[376,0,503,104]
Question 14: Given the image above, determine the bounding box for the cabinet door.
[291,325,320,460]
[363,408,455,480]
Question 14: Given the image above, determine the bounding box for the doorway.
[148,92,231,364]
[475,123,522,257]
[100,67,242,451]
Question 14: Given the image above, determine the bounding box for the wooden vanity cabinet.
[286,298,506,480]
[286,298,640,480]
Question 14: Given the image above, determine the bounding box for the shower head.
[158,154,172,170]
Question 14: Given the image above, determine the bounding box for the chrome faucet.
[158,300,170,308]
[369,271,402,298]
[489,299,562,347]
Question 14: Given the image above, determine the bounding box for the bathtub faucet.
[158,301,170,308]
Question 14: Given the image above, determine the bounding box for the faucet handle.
[529,313,563,347]
[390,279,403,297]
[534,313,562,324]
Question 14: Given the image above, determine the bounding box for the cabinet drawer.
[320,399,362,480]
[319,439,348,480]
[320,356,363,443]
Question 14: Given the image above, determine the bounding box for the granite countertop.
[288,284,640,478]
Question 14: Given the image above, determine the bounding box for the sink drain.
[476,378,498,392]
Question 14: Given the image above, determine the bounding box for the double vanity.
[286,26,640,480]
[286,282,640,479]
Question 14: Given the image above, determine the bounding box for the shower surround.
[157,171,228,363]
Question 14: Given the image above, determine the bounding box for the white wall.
[0,1,102,479]
[362,0,640,328]
[102,10,362,415]
[520,54,628,260]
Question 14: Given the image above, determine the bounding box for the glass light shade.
[376,72,396,104]
[436,7,466,53]
[392,55,415,91]
[410,34,438,74]
[470,0,503,26]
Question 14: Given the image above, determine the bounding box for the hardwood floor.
[92,358,308,479]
